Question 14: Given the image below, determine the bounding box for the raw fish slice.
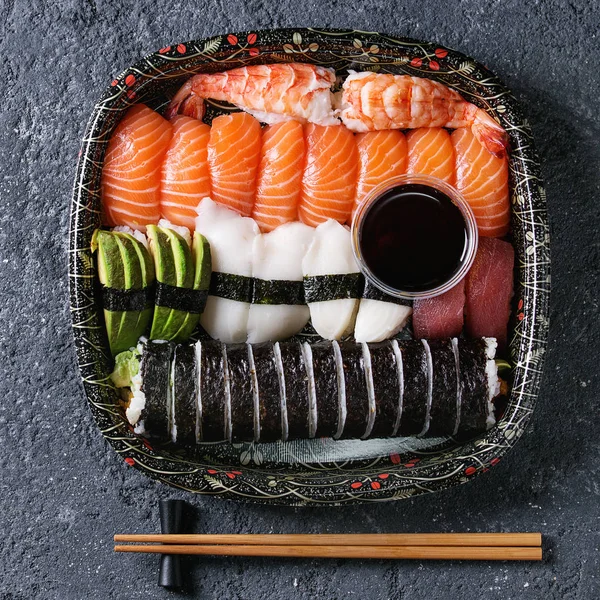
[160,115,211,230]
[354,299,412,343]
[354,280,412,343]
[167,63,338,126]
[102,104,173,230]
[302,220,361,340]
[252,121,305,232]
[195,198,259,343]
[298,124,358,226]
[208,112,262,216]
[413,279,465,339]
[352,130,408,218]
[248,222,315,343]
[465,238,514,347]
[452,128,510,237]
[406,128,455,184]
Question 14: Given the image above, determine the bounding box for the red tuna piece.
[465,237,514,346]
[413,278,465,339]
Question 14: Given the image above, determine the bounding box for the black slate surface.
[1,1,599,598]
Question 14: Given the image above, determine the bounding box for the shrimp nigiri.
[166,63,338,126]
[338,71,508,157]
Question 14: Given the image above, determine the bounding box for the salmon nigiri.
[298,124,358,227]
[252,121,305,232]
[406,128,455,185]
[101,104,172,230]
[208,112,262,217]
[452,128,510,237]
[352,130,407,218]
[160,115,211,230]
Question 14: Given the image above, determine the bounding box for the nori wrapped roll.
[427,339,459,437]
[310,342,339,438]
[277,342,310,440]
[227,344,255,442]
[252,343,282,443]
[368,342,401,439]
[198,340,228,442]
[172,344,198,446]
[338,342,370,439]
[456,338,496,435]
[139,340,172,440]
[397,341,428,436]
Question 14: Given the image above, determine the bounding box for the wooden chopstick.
[114,543,542,561]
[114,532,541,547]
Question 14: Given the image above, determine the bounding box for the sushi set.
[69,29,549,504]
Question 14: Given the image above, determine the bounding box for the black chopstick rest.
[158,499,185,589]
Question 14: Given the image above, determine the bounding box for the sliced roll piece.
[227,344,255,443]
[171,343,198,445]
[302,219,362,340]
[307,342,340,438]
[252,343,283,443]
[354,279,412,343]
[396,340,429,436]
[196,198,260,343]
[337,342,370,439]
[276,342,310,440]
[456,337,498,435]
[197,340,229,442]
[248,222,314,343]
[427,339,460,437]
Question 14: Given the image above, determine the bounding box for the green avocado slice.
[92,229,154,356]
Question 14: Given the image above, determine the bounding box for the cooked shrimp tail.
[469,106,509,158]
[165,80,205,121]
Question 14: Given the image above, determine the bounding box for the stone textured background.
[1,1,598,598]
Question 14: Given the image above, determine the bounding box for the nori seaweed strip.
[456,339,489,435]
[278,343,310,440]
[252,343,282,443]
[427,340,458,437]
[368,342,401,438]
[303,273,364,303]
[172,344,198,446]
[227,344,255,442]
[139,341,172,440]
[310,343,339,438]
[252,279,305,305]
[209,272,253,303]
[338,343,369,439]
[155,283,208,314]
[198,340,227,442]
[102,285,154,311]
[361,279,412,306]
[397,341,428,436]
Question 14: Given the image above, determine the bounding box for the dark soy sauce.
[359,183,467,293]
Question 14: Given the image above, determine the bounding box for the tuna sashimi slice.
[412,279,466,339]
[465,237,514,346]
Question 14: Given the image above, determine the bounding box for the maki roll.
[427,339,459,437]
[171,343,198,445]
[197,340,229,442]
[396,340,429,436]
[456,338,498,435]
[252,343,283,443]
[368,342,402,439]
[338,342,370,439]
[126,340,173,440]
[227,344,255,442]
[276,342,310,440]
[306,342,339,439]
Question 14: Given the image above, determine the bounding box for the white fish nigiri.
[354,298,412,343]
[195,198,259,343]
[302,219,360,340]
[248,222,315,343]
